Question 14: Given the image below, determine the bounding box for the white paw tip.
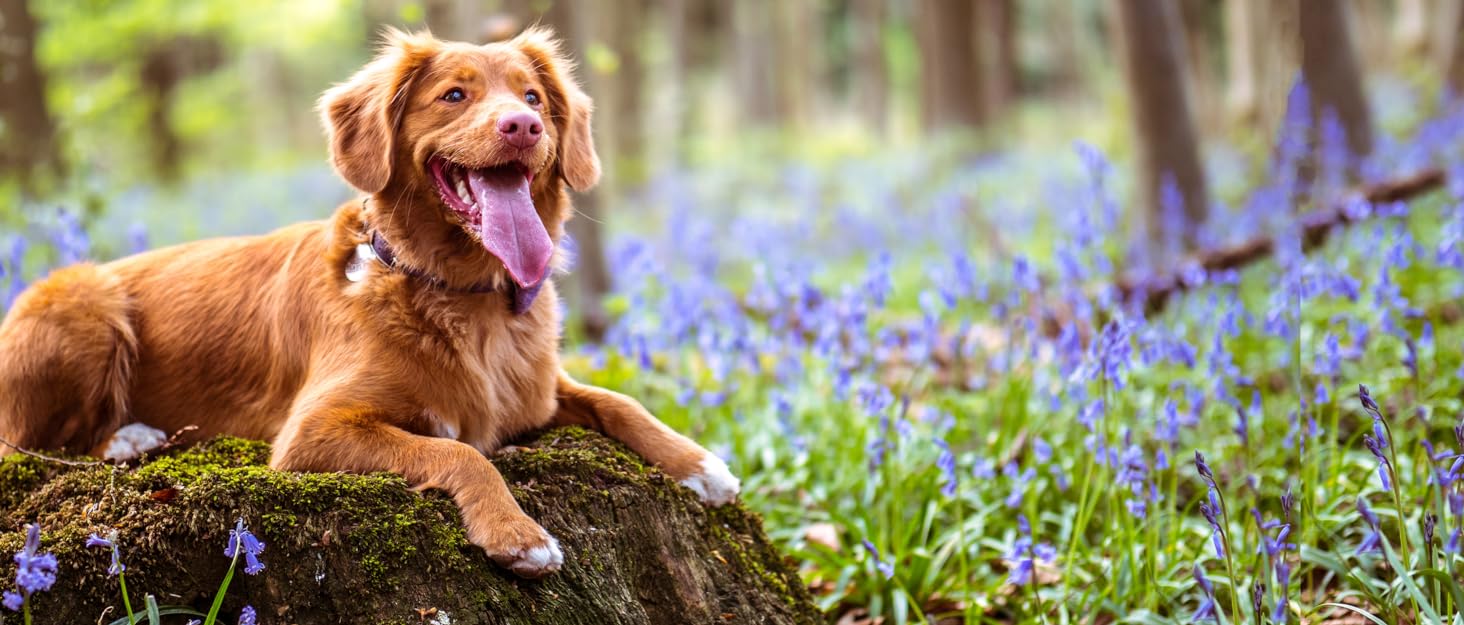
[500,533,563,578]
[102,423,168,461]
[680,454,741,506]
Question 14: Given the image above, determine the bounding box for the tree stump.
[0,427,819,624]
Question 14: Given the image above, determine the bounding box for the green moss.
[1,428,819,624]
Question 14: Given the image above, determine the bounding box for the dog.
[0,28,738,578]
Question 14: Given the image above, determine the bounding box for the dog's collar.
[353,199,544,315]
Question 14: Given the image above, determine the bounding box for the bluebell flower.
[1006,515,1056,586]
[225,518,266,575]
[860,539,894,579]
[1363,435,1392,492]
[13,523,57,596]
[1192,565,1217,621]
[127,223,150,255]
[1356,499,1382,553]
[86,531,126,576]
[1004,463,1036,509]
[1032,437,1052,464]
[239,604,257,625]
[934,438,957,497]
[1,591,20,612]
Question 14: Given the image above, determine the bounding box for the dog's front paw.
[101,423,169,462]
[475,516,563,578]
[679,453,740,506]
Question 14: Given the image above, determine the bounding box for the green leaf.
[106,607,206,625]
[1379,539,1443,623]
[1414,568,1464,613]
[203,555,238,625]
[1316,603,1387,625]
[144,595,160,625]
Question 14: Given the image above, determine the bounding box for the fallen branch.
[1117,168,1448,315]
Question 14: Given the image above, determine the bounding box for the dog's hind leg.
[0,264,138,457]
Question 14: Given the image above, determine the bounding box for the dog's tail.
[0,263,138,456]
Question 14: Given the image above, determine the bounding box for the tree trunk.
[1443,0,1464,96]
[0,0,63,192]
[773,0,821,131]
[1112,0,1209,253]
[850,0,889,133]
[1177,0,1220,133]
[540,0,614,341]
[1300,0,1373,170]
[977,0,1017,119]
[664,0,724,155]
[1225,0,1300,141]
[1395,0,1431,61]
[600,0,649,185]
[732,1,780,126]
[915,0,984,131]
[0,430,819,624]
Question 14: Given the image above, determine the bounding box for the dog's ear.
[320,29,439,194]
[511,27,600,191]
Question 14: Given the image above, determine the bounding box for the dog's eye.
[441,88,466,103]
[524,91,540,107]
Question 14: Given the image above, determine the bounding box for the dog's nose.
[497,112,543,149]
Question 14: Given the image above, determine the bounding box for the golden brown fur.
[0,28,735,578]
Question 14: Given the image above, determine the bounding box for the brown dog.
[0,28,738,578]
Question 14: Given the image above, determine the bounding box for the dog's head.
[320,28,599,289]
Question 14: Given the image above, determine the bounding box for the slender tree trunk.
[1396,0,1431,61]
[1225,0,1300,151]
[1300,0,1373,167]
[773,0,821,131]
[1177,0,1219,133]
[850,0,888,133]
[1224,0,1259,125]
[1347,0,1392,72]
[1048,0,1083,98]
[1444,0,1464,96]
[140,48,183,182]
[0,0,62,191]
[916,0,984,131]
[732,2,778,126]
[661,0,723,159]
[541,0,613,341]
[977,0,1017,118]
[1112,0,1209,253]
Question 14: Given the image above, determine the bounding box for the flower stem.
[119,571,136,625]
[204,550,240,625]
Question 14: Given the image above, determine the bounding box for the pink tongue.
[467,167,552,289]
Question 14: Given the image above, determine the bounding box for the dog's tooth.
[455,179,471,204]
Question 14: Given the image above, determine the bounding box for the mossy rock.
[0,427,819,625]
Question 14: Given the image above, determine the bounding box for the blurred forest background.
[1,0,1462,335]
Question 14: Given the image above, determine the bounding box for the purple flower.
[1358,385,1381,417]
[127,222,150,255]
[1,591,20,612]
[238,604,257,625]
[13,523,57,596]
[1192,565,1217,621]
[1004,463,1037,509]
[1007,515,1056,586]
[1364,436,1393,491]
[1356,498,1382,553]
[86,531,126,576]
[1194,451,1216,487]
[860,539,894,580]
[934,438,957,497]
[225,518,266,576]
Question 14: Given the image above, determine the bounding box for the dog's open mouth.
[428,156,551,289]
